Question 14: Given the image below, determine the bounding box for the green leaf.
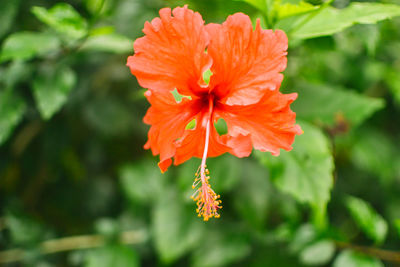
[85,0,111,16]
[385,68,400,107]
[2,61,33,89]
[80,33,133,53]
[170,88,192,103]
[0,32,60,62]
[0,0,21,38]
[240,0,267,13]
[207,155,242,193]
[345,196,388,245]
[202,69,213,85]
[177,155,241,202]
[32,65,77,120]
[248,242,301,266]
[191,228,251,267]
[289,224,318,254]
[119,161,165,204]
[85,245,139,267]
[171,88,183,102]
[292,84,385,127]
[299,240,335,266]
[214,118,228,135]
[255,121,334,213]
[275,0,318,19]
[152,187,204,263]
[290,3,400,40]
[0,90,26,145]
[185,119,196,130]
[333,250,384,267]
[84,96,136,137]
[6,210,45,245]
[31,3,88,40]
[94,218,120,239]
[395,220,400,238]
[89,26,115,36]
[350,128,400,183]
[85,0,105,15]
[233,160,271,228]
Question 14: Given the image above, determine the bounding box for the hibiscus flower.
[127,6,302,221]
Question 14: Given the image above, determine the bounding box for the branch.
[335,241,400,263]
[0,230,147,264]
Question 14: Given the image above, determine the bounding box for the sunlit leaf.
[80,33,132,53]
[32,3,88,39]
[346,196,388,245]
[289,224,318,254]
[170,88,192,103]
[0,32,60,62]
[185,119,196,130]
[89,26,115,36]
[299,240,335,266]
[275,0,318,19]
[85,0,105,15]
[333,250,384,267]
[289,3,400,40]
[395,220,400,238]
[85,0,112,16]
[32,65,77,120]
[202,69,213,85]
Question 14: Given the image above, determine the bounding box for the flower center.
[191,95,222,221]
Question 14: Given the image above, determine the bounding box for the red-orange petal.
[127,6,212,97]
[206,13,288,105]
[143,90,202,171]
[216,88,302,155]
[173,110,252,166]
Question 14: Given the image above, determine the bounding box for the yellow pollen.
[191,165,222,221]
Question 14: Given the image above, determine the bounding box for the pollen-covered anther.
[191,166,222,221]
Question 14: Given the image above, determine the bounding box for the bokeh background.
[1,0,400,266]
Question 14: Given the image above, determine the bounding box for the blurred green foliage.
[1,0,400,266]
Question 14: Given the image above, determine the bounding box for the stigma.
[190,96,221,221]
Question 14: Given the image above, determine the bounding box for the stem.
[200,118,210,181]
[335,241,400,263]
[200,96,214,183]
[0,230,147,264]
